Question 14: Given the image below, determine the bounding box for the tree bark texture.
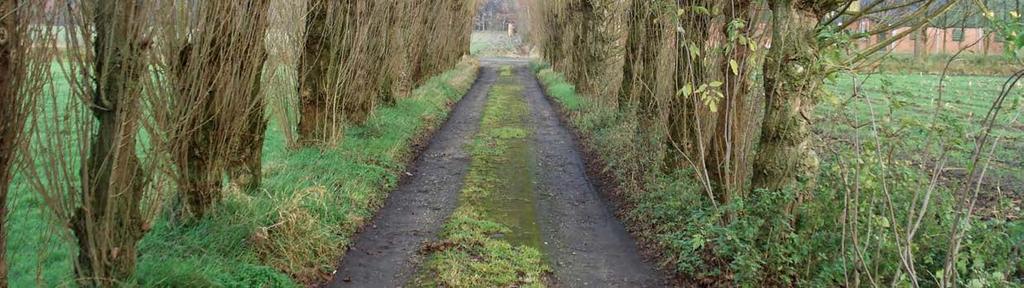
[752,0,841,194]
[0,0,24,285]
[75,1,147,285]
[618,0,665,115]
[707,0,755,206]
[665,0,712,170]
[228,0,272,193]
[173,0,272,216]
[298,0,342,145]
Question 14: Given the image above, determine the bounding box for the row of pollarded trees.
[0,0,476,287]
[298,0,476,145]
[525,0,966,284]
[529,0,966,220]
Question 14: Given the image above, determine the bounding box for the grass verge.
[414,65,549,288]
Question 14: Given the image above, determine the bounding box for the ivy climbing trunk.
[76,0,148,285]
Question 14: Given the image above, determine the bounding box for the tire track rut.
[517,64,666,287]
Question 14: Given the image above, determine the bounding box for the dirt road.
[328,58,664,287]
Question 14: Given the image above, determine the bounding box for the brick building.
[851,18,1006,55]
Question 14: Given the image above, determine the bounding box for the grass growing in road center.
[416,65,550,287]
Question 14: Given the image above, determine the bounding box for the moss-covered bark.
[752,0,843,195]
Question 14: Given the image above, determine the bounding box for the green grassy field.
[7,59,479,287]
[823,73,1024,198]
[870,54,1021,76]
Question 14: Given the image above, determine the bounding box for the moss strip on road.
[416,65,549,287]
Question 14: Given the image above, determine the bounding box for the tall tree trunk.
[567,0,611,97]
[416,1,442,82]
[707,0,755,206]
[339,1,374,124]
[752,0,834,197]
[541,6,564,72]
[408,2,430,85]
[0,0,26,284]
[174,0,272,217]
[393,1,420,99]
[172,9,223,219]
[617,1,639,110]
[75,0,148,285]
[230,83,268,193]
[298,0,339,145]
[914,27,929,59]
[665,0,711,170]
[942,27,948,54]
[618,0,663,114]
[229,0,272,193]
[378,1,403,105]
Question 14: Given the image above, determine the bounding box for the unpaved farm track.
[328,58,665,287]
[327,65,497,287]
[518,65,666,287]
